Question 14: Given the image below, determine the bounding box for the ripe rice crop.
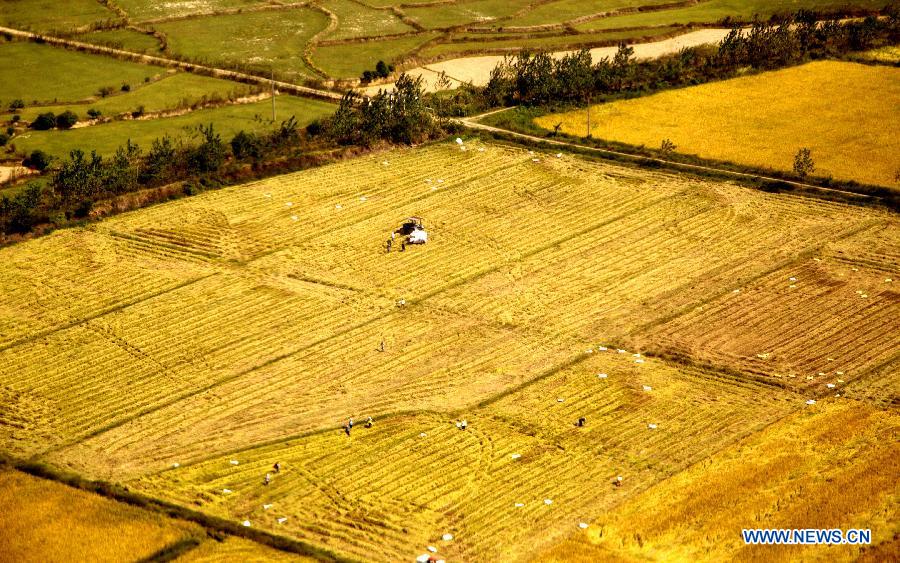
[536,61,900,187]
[0,139,896,559]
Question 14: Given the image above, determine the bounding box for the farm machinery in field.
[388,217,427,251]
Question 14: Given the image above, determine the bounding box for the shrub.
[24,149,52,171]
[97,85,115,98]
[8,99,24,111]
[56,110,78,130]
[230,130,263,160]
[31,112,56,130]
[0,133,8,147]
[87,108,102,119]
[121,83,131,92]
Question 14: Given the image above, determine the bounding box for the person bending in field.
[576,417,586,427]
[264,473,271,486]
[344,425,351,437]
[365,416,373,428]
[273,462,281,474]
[386,238,392,253]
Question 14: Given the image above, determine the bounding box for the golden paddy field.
[536,61,900,188]
[0,140,897,560]
[0,469,203,562]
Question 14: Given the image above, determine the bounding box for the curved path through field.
[362,28,734,94]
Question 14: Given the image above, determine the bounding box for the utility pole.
[271,66,276,124]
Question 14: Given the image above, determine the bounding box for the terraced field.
[2,0,885,83]
[0,140,897,560]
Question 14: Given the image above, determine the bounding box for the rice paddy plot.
[0,0,120,33]
[536,61,900,187]
[0,139,896,560]
[76,28,164,53]
[573,0,888,31]
[13,71,256,124]
[116,0,266,22]
[153,8,329,80]
[575,399,900,561]
[0,229,213,351]
[0,469,203,562]
[13,94,335,158]
[0,40,163,105]
[319,0,414,40]
[641,228,900,391]
[59,302,574,478]
[132,353,798,562]
[500,0,673,28]
[311,32,440,79]
[403,0,533,30]
[0,271,382,457]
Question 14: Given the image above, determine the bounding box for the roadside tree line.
[469,8,900,108]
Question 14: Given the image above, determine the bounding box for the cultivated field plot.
[13,95,335,158]
[536,61,900,187]
[0,469,204,561]
[0,141,897,560]
[13,72,256,123]
[154,8,329,80]
[0,40,163,104]
[561,400,900,562]
[133,352,802,562]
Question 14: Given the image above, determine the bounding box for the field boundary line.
[0,457,356,563]
[0,272,219,355]
[136,536,203,563]
[458,113,890,205]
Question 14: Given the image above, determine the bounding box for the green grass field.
[574,0,887,31]
[501,0,672,28]
[0,41,163,105]
[320,0,414,40]
[75,28,164,53]
[13,95,335,158]
[155,8,329,80]
[403,0,534,30]
[0,0,119,33]
[419,26,680,59]
[13,72,257,123]
[312,32,440,78]
[116,0,266,22]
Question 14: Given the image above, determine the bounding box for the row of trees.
[479,10,900,107]
[322,73,440,146]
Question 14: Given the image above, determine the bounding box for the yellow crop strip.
[0,470,202,561]
[536,61,900,188]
